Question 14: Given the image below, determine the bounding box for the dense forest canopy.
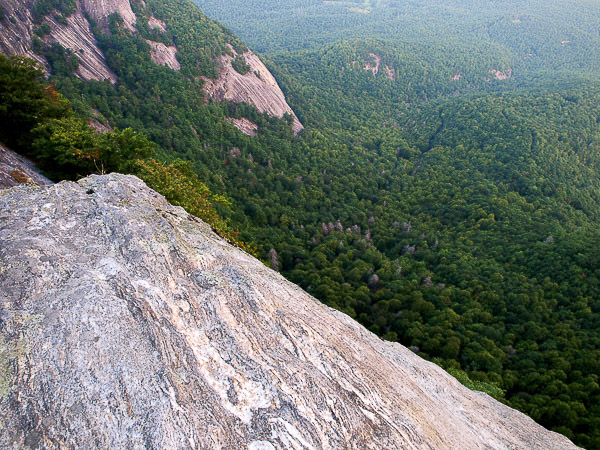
[3,0,600,446]
[195,0,600,78]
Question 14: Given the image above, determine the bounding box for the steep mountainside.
[0,0,44,65]
[0,0,117,82]
[0,0,302,133]
[0,174,577,449]
[203,45,303,134]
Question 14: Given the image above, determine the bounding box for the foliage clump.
[0,54,69,151]
[34,23,51,37]
[31,118,153,179]
[231,55,250,75]
[446,367,505,400]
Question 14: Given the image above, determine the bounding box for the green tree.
[0,54,69,151]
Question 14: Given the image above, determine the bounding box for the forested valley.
[2,0,600,446]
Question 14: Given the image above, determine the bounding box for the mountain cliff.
[203,45,303,135]
[0,0,117,82]
[0,174,577,448]
[0,0,302,133]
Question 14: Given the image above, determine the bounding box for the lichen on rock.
[0,336,13,401]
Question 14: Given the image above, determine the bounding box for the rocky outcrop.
[490,68,512,81]
[0,0,50,68]
[1,1,301,134]
[0,0,117,83]
[147,15,167,32]
[0,143,52,189]
[0,174,578,449]
[46,9,118,83]
[363,52,381,76]
[226,117,258,136]
[81,0,136,31]
[146,39,180,71]
[203,45,303,135]
[384,64,396,80]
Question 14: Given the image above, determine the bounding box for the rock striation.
[203,45,304,135]
[0,0,46,68]
[226,117,259,136]
[0,0,302,133]
[45,9,118,83]
[0,0,117,83]
[80,0,136,31]
[0,174,578,449]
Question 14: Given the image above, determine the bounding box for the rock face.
[226,117,258,136]
[148,15,167,32]
[46,9,118,83]
[146,39,181,71]
[0,0,117,83]
[0,0,46,68]
[0,174,578,449]
[0,0,302,134]
[363,52,381,76]
[80,0,136,31]
[203,45,304,135]
[0,143,52,189]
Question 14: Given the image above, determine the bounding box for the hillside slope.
[0,0,302,133]
[0,173,578,449]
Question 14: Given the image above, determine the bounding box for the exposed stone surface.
[46,9,118,83]
[490,68,512,80]
[89,118,114,133]
[0,143,52,189]
[0,0,117,83]
[148,15,167,32]
[0,174,578,449]
[0,0,51,68]
[146,39,180,71]
[81,0,136,31]
[1,1,301,134]
[226,117,258,136]
[364,52,381,76]
[384,64,395,80]
[203,45,303,135]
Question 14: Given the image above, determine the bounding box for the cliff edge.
[0,143,52,189]
[0,174,577,449]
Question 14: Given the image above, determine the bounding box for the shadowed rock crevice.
[0,174,578,449]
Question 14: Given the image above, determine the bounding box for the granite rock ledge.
[0,174,578,449]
